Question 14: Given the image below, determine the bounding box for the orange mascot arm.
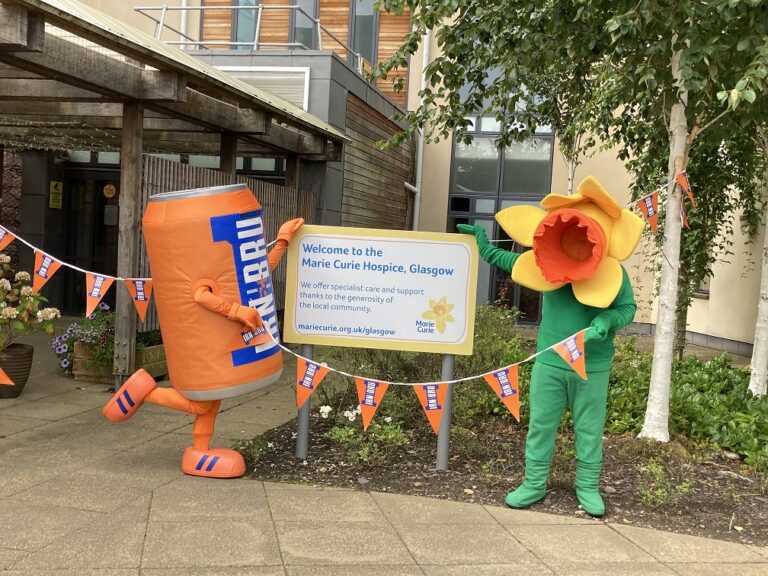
[193,286,264,332]
[267,218,304,271]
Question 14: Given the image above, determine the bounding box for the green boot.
[505,459,549,509]
[575,461,605,517]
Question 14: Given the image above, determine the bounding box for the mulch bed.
[247,416,768,546]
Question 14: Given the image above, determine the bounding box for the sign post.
[284,225,478,466]
[295,343,314,460]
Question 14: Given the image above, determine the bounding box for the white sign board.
[284,225,478,355]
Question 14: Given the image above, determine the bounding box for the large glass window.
[292,0,316,48]
[453,138,499,194]
[233,0,258,50]
[351,0,376,64]
[501,139,553,198]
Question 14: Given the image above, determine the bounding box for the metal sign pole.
[295,343,314,459]
[435,353,455,470]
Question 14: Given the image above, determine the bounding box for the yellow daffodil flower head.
[495,176,644,308]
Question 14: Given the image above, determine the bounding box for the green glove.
[585,315,611,344]
[457,224,518,272]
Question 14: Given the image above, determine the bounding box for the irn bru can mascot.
[103,184,303,478]
[459,176,644,516]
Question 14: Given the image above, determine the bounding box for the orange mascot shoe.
[103,184,303,479]
[102,369,157,422]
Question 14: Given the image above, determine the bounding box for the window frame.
[290,0,318,49]
[348,0,379,67]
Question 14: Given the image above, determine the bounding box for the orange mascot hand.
[268,218,305,271]
[193,286,270,345]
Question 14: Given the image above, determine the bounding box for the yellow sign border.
[283,225,479,355]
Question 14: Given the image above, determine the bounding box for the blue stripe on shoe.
[205,456,220,472]
[122,390,135,407]
[195,455,209,471]
[116,397,128,415]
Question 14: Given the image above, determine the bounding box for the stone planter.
[73,342,166,384]
[0,343,34,399]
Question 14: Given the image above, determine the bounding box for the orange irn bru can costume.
[103,183,303,478]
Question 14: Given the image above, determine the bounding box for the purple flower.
[56,344,67,354]
[87,313,96,320]
[98,302,110,311]
[60,358,70,369]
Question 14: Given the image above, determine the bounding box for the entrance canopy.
[0,0,346,159]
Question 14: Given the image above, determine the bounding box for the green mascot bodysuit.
[459,176,644,517]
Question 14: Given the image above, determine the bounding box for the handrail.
[135,4,367,74]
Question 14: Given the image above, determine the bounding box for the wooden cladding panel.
[341,93,412,230]
[319,0,349,57]
[201,0,233,49]
[260,0,290,48]
[375,9,410,108]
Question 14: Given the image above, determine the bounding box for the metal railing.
[135,4,369,74]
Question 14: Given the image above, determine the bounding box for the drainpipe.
[407,29,430,231]
[180,0,189,48]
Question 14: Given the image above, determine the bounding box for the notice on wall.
[284,225,479,355]
[49,181,63,209]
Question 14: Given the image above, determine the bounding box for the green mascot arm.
[457,224,519,273]
[586,267,637,343]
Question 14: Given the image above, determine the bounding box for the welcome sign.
[284,225,479,355]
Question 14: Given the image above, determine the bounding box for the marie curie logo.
[418,297,455,334]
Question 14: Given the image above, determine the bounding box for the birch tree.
[750,128,768,397]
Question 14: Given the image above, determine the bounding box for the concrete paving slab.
[141,569,285,576]
[276,521,415,565]
[263,481,347,492]
[0,399,96,421]
[0,570,139,576]
[141,520,282,569]
[92,446,186,485]
[612,524,767,564]
[549,562,678,575]
[505,525,655,564]
[175,417,285,443]
[750,545,768,560]
[268,486,384,523]
[0,414,49,436]
[285,567,423,576]
[371,492,497,525]
[0,547,28,570]
[0,501,103,552]
[668,563,768,575]
[420,565,555,576]
[393,523,540,566]
[150,476,269,521]
[484,505,596,526]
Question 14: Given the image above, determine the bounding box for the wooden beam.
[113,101,142,379]
[0,78,110,101]
[0,4,44,52]
[220,132,237,176]
[0,7,185,102]
[151,90,267,134]
[0,62,42,78]
[0,113,207,133]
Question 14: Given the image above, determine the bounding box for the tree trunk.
[639,41,689,442]
[567,157,576,195]
[749,142,768,397]
[674,264,689,360]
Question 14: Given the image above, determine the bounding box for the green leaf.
[743,88,756,103]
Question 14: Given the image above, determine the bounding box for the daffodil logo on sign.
[420,297,455,334]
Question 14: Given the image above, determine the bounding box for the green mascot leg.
[506,362,568,508]
[569,369,610,517]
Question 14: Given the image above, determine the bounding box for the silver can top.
[149,183,249,202]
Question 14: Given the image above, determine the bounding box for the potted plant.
[52,304,166,384]
[0,253,61,398]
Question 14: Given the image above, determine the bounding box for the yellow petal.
[429,299,437,308]
[495,205,547,247]
[445,303,455,313]
[511,250,564,292]
[445,314,455,323]
[571,256,623,308]
[608,208,645,261]
[438,296,447,305]
[540,193,586,213]
[436,318,446,333]
[422,311,438,320]
[575,176,623,220]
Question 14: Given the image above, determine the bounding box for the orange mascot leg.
[103,369,245,478]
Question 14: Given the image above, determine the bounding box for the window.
[233,0,258,50]
[351,0,376,65]
[292,0,316,48]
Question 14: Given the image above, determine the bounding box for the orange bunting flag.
[355,378,389,430]
[0,226,16,252]
[636,191,659,234]
[414,383,449,435]
[85,273,115,317]
[676,171,696,208]
[0,367,14,386]
[123,278,153,322]
[483,365,521,422]
[554,331,588,380]
[296,359,330,409]
[32,251,62,293]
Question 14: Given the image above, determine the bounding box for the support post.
[295,343,313,459]
[285,154,300,191]
[113,101,143,389]
[435,354,455,470]
[220,131,237,177]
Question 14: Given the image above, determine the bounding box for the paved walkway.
[0,333,766,575]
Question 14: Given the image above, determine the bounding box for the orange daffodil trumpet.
[495,176,645,309]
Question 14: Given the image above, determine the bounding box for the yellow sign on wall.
[49,180,63,209]
[284,225,479,355]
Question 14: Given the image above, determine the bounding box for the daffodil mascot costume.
[458,176,644,517]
